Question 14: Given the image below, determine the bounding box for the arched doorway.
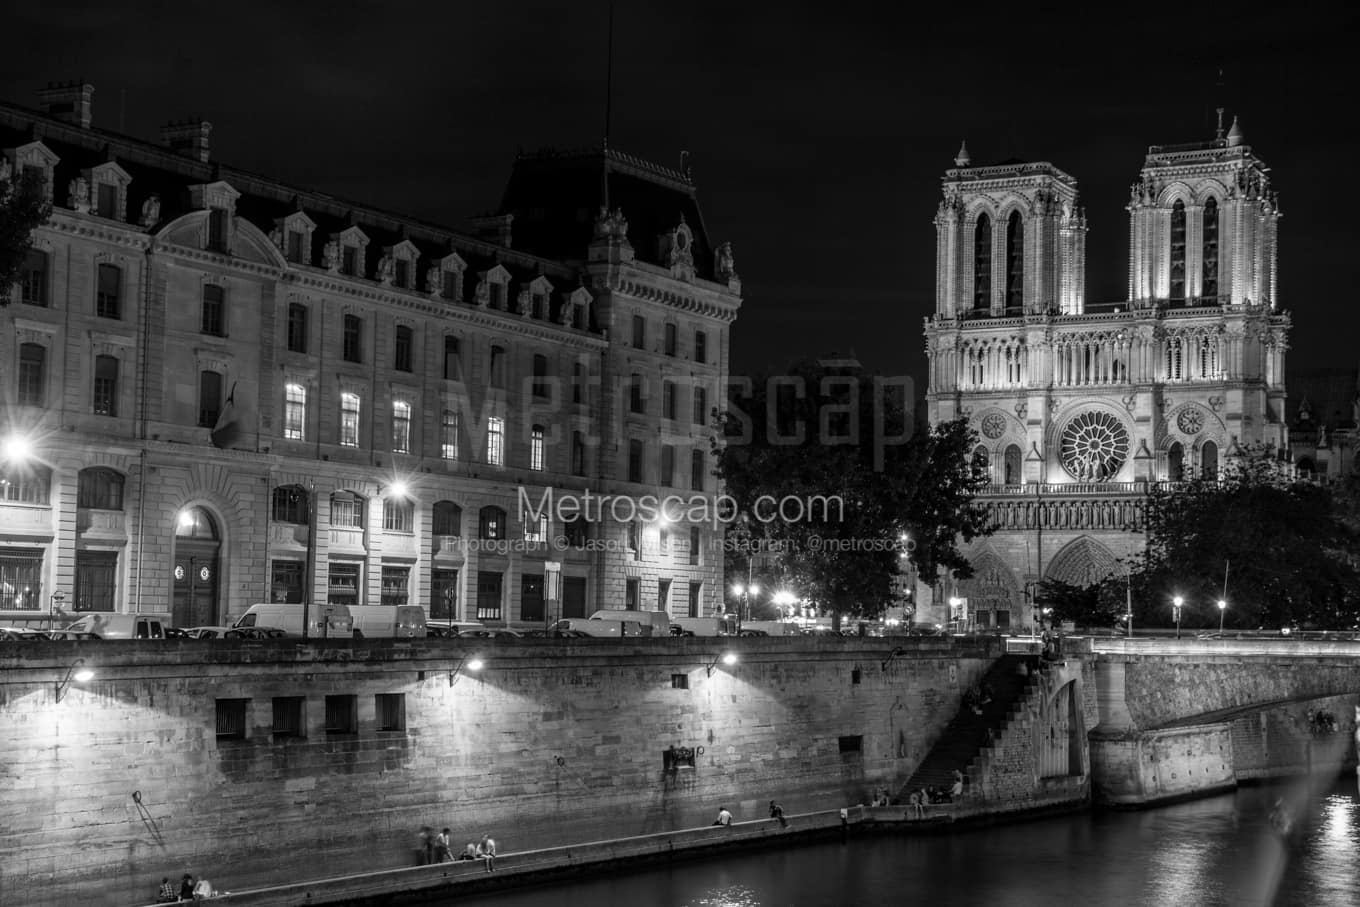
[1037,680,1084,778]
[173,506,220,627]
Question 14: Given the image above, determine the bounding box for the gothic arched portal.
[1044,536,1119,588]
[959,550,1019,629]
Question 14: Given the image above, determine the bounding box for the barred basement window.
[671,674,689,689]
[272,696,305,738]
[852,668,862,685]
[838,735,863,754]
[381,566,410,606]
[215,699,249,740]
[324,695,357,735]
[376,693,406,732]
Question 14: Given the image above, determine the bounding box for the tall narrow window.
[1169,200,1187,302]
[1202,441,1218,480]
[521,574,545,622]
[572,362,586,404]
[92,355,118,416]
[663,381,677,419]
[284,383,306,440]
[693,386,708,426]
[532,354,550,399]
[442,269,459,300]
[287,303,308,353]
[489,281,505,309]
[489,345,506,389]
[340,392,361,447]
[478,506,506,540]
[198,371,223,427]
[660,444,675,487]
[630,374,645,414]
[96,263,121,319]
[530,425,545,471]
[21,249,48,306]
[18,343,45,406]
[1201,197,1219,301]
[207,207,228,252]
[694,330,707,363]
[689,526,701,566]
[201,284,225,336]
[664,323,677,356]
[343,315,362,362]
[1005,211,1024,313]
[691,449,705,490]
[571,431,585,476]
[532,291,547,319]
[476,571,503,620]
[973,212,991,312]
[1004,444,1022,486]
[628,439,644,483]
[392,400,411,454]
[441,410,459,460]
[341,245,357,276]
[286,230,304,263]
[394,325,413,372]
[626,578,640,610]
[632,314,646,349]
[394,259,410,289]
[443,336,461,380]
[486,416,504,466]
[96,182,118,220]
[1168,442,1184,482]
[383,498,413,533]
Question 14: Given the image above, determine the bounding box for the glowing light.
[389,480,410,499]
[721,652,737,667]
[73,668,94,683]
[466,658,484,672]
[178,510,196,529]
[2,435,33,462]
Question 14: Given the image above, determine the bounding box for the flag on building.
[210,381,241,449]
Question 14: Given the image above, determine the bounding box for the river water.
[449,778,1360,907]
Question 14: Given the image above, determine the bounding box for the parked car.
[427,620,486,638]
[0,627,50,641]
[457,628,524,639]
[522,627,588,639]
[228,626,288,640]
[182,626,237,639]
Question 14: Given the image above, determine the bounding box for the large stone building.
[925,115,1289,629]
[0,81,741,630]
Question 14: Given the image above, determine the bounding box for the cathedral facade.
[924,117,1288,629]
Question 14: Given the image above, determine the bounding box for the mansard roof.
[0,99,599,325]
[497,146,718,279]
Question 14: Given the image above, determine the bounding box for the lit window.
[340,393,361,447]
[478,506,505,540]
[392,400,411,454]
[441,410,459,460]
[92,355,118,416]
[486,416,504,466]
[284,383,306,440]
[383,497,413,533]
[530,425,545,471]
[524,512,548,543]
[330,493,364,528]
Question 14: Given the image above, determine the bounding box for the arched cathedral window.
[1004,445,1022,486]
[1201,441,1218,480]
[1201,197,1219,301]
[973,213,991,313]
[1006,211,1024,314]
[1168,442,1184,482]
[971,446,990,479]
[1169,200,1186,302]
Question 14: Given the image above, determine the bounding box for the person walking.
[434,827,454,863]
[768,800,788,828]
[712,805,733,826]
[477,833,497,871]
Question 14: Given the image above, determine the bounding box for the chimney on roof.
[161,119,212,163]
[470,213,514,249]
[37,80,95,129]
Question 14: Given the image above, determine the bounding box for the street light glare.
[2,435,33,462]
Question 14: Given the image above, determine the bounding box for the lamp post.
[732,582,758,632]
[1217,599,1227,636]
[1172,595,1184,640]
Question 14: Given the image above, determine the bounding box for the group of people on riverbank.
[419,827,497,871]
[155,873,214,901]
[904,770,966,817]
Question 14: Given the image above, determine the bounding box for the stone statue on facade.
[139,194,161,228]
[473,279,490,307]
[0,157,11,185]
[515,288,531,315]
[715,242,737,281]
[269,224,283,250]
[376,254,394,286]
[558,298,574,326]
[68,175,90,212]
[322,240,339,272]
[426,266,443,295]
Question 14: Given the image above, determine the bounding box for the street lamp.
[1172,595,1184,640]
[1217,599,1227,636]
[732,583,759,628]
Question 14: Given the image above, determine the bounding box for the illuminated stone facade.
[925,119,1289,628]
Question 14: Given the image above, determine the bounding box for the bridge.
[1083,637,1360,805]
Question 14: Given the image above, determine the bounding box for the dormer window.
[88,161,132,223]
[490,282,506,309]
[394,260,409,288]
[342,246,357,276]
[189,181,241,254]
[277,211,317,265]
[435,251,467,301]
[207,208,229,252]
[526,276,553,320]
[481,264,512,310]
[332,226,370,279]
[384,240,420,291]
[8,141,60,203]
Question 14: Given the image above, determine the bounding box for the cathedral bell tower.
[934,142,1087,318]
[1127,112,1280,308]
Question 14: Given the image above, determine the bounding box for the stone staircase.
[897,652,1041,803]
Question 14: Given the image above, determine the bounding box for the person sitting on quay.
[477,833,497,872]
[713,805,733,826]
[951,769,966,800]
[907,789,926,819]
[769,800,788,828]
[156,876,177,903]
[459,842,479,861]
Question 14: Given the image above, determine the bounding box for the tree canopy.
[0,168,51,303]
[714,358,990,619]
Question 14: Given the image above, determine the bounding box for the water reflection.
[451,780,1360,907]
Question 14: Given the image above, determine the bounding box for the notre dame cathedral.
[924,114,1289,630]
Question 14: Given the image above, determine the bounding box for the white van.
[589,609,670,637]
[232,603,353,638]
[350,605,426,639]
[670,616,737,637]
[555,618,645,637]
[63,613,166,639]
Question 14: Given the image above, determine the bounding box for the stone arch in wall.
[1036,679,1085,779]
[1044,536,1119,588]
[958,549,1019,629]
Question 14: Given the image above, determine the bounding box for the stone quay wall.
[0,635,1001,907]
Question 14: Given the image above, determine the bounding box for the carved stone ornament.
[473,279,490,307]
[322,240,339,272]
[68,176,90,212]
[515,288,531,316]
[1176,407,1204,435]
[981,412,1007,440]
[1049,398,1061,415]
[1059,411,1130,481]
[0,158,11,183]
[1014,400,1028,421]
[715,241,737,281]
[376,254,395,286]
[1208,396,1224,413]
[425,267,442,295]
[139,194,161,228]
[557,297,574,326]
[1122,394,1137,413]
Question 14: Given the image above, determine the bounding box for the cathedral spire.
[1226,115,1244,147]
[954,141,971,168]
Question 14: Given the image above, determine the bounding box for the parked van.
[589,609,669,637]
[739,620,800,637]
[350,605,426,638]
[555,618,644,637]
[232,603,353,638]
[670,616,737,637]
[63,613,166,639]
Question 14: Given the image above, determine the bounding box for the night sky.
[5,1,1357,398]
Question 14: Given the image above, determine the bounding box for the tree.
[1035,578,1123,630]
[1135,446,1360,630]
[715,358,990,620]
[0,168,52,304]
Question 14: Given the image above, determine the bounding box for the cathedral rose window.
[1060,411,1129,481]
[981,412,1007,439]
[1176,408,1204,435]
